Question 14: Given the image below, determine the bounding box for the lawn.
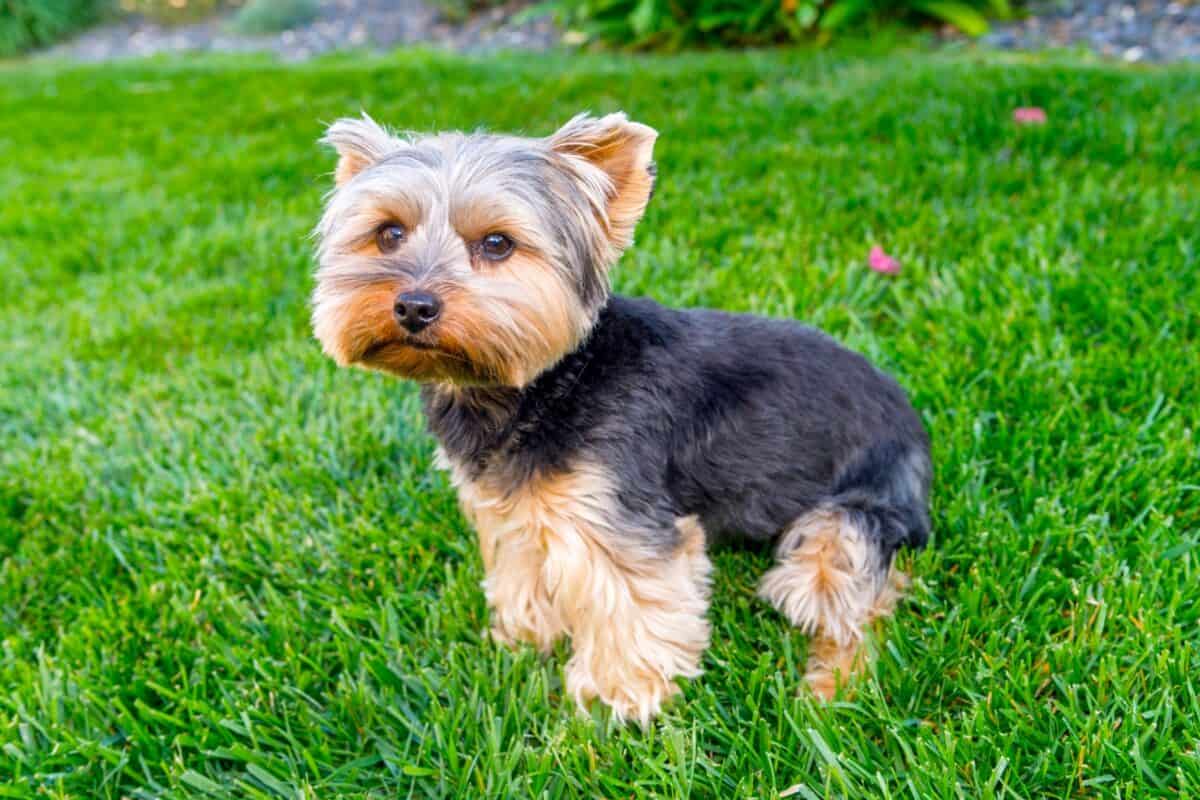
[1,46,1198,799]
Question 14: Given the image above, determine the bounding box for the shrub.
[227,0,317,34]
[120,0,226,24]
[0,0,108,56]
[553,0,1012,48]
[429,0,509,24]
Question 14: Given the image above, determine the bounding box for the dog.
[312,111,931,724]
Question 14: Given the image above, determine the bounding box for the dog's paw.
[487,621,523,650]
[803,633,867,701]
[564,654,681,726]
[804,660,846,701]
[488,606,563,654]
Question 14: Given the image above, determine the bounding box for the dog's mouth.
[356,334,498,386]
[361,337,440,360]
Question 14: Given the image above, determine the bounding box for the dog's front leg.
[551,515,713,725]
[457,461,712,723]
[457,479,567,654]
[482,527,567,654]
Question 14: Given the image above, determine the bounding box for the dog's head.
[311,112,656,387]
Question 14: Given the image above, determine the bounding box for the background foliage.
[431,0,508,24]
[1,0,1020,57]
[0,0,319,53]
[553,0,1011,48]
[0,0,106,56]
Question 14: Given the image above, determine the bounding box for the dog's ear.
[322,114,399,186]
[549,112,658,251]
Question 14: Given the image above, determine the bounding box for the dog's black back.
[424,295,930,559]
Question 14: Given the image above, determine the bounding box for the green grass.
[1,46,1198,798]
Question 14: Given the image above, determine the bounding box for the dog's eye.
[480,233,514,261]
[376,223,406,253]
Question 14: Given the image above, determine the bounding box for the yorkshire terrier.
[312,112,931,724]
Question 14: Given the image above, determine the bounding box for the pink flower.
[868,245,901,274]
[1013,107,1047,125]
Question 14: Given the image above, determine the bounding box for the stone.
[43,0,564,61]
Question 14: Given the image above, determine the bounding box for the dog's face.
[312,113,656,387]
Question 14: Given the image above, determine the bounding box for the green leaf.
[795,3,819,28]
[179,771,226,797]
[912,0,989,35]
[698,12,748,32]
[245,764,297,799]
[630,0,659,36]
[511,0,559,25]
[986,0,1013,18]
[402,764,438,777]
[1161,539,1197,560]
[820,0,872,30]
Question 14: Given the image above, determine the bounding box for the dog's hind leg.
[757,443,929,699]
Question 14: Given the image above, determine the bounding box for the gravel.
[44,0,562,61]
[983,0,1200,62]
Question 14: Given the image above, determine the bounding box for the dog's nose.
[394,291,442,333]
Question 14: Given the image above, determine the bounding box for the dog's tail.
[828,438,931,564]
